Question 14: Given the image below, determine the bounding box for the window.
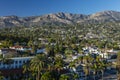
[15,61,18,64]
[19,61,21,63]
[23,60,26,63]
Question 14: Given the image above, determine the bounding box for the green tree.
[23,62,31,79]
[54,57,65,74]
[28,40,33,47]
[59,74,69,80]
[83,64,89,80]
[73,73,79,80]
[41,72,54,80]
[91,63,97,80]
[30,54,47,80]
[117,51,120,80]
[1,40,13,48]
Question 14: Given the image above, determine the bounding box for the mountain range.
[0,10,120,27]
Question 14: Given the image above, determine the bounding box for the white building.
[0,56,34,69]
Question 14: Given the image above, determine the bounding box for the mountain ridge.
[0,10,120,27]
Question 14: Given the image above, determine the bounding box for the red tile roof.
[10,46,23,48]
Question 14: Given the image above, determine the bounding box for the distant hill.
[0,10,120,27]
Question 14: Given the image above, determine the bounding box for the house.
[10,46,23,50]
[99,49,119,59]
[99,52,108,59]
[0,56,34,80]
[82,46,113,59]
[38,38,49,45]
[10,46,31,51]
[83,46,100,55]
[36,48,45,54]
[0,48,19,58]
[0,56,33,69]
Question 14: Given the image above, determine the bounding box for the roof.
[10,45,23,48]
[0,48,16,52]
[10,56,34,60]
[10,46,31,48]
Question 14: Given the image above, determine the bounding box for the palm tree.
[78,48,83,55]
[41,72,53,80]
[31,45,37,54]
[22,62,32,79]
[54,56,65,73]
[99,61,106,80]
[45,45,53,56]
[90,55,108,80]
[83,63,90,80]
[65,48,73,57]
[78,56,83,64]
[69,61,75,69]
[54,56,65,79]
[90,63,98,80]
[117,51,120,80]
[83,55,92,80]
[59,74,69,80]
[73,73,79,80]
[30,54,47,80]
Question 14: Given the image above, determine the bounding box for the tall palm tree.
[90,55,107,80]
[41,72,53,80]
[73,73,79,80]
[23,62,32,79]
[83,55,88,64]
[69,61,75,69]
[59,74,69,80]
[30,54,47,80]
[78,56,83,64]
[99,61,106,80]
[83,64,89,80]
[117,51,120,80]
[83,55,92,80]
[54,56,65,73]
[54,56,65,79]
[90,63,98,80]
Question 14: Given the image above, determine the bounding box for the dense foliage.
[0,22,120,49]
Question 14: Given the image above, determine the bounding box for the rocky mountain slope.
[0,10,120,27]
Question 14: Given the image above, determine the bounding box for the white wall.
[0,56,34,69]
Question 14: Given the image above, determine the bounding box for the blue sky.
[0,0,120,16]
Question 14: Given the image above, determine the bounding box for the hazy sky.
[0,0,120,16]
